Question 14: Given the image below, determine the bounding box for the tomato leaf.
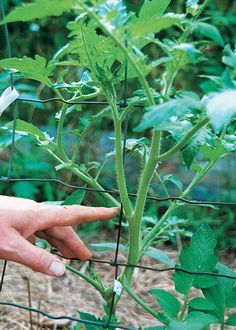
[130,13,184,37]
[0,55,54,86]
[202,263,236,326]
[150,289,180,319]
[1,0,75,23]
[189,297,216,311]
[191,22,224,46]
[174,223,218,295]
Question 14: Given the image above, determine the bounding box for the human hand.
[0,196,118,276]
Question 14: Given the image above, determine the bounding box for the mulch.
[0,250,235,329]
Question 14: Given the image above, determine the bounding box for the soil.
[0,250,235,330]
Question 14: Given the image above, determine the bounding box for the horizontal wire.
[17,97,145,108]
[0,302,135,330]
[52,252,236,280]
[0,177,235,207]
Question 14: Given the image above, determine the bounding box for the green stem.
[182,160,215,198]
[124,131,162,281]
[66,265,104,293]
[95,158,108,181]
[180,284,192,320]
[56,104,70,162]
[135,134,162,226]
[106,91,133,217]
[71,122,92,164]
[81,28,96,74]
[141,203,178,254]
[123,281,163,321]
[157,117,209,162]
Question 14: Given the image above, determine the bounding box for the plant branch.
[106,90,133,217]
[180,284,192,320]
[56,103,70,162]
[157,117,209,162]
[154,171,171,199]
[66,265,104,294]
[123,281,165,322]
[71,121,92,164]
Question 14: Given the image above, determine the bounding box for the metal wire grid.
[0,2,236,329]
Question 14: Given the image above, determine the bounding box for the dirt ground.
[0,250,235,330]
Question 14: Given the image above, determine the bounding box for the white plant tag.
[0,87,19,116]
[113,279,123,296]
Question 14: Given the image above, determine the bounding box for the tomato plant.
[0,0,236,329]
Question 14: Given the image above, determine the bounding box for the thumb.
[6,231,66,276]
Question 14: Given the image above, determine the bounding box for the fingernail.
[49,261,65,276]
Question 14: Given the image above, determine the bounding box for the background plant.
[0,0,235,329]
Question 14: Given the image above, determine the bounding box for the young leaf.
[206,90,236,131]
[191,22,224,47]
[1,0,75,24]
[174,223,217,295]
[62,188,86,206]
[0,56,53,86]
[150,289,180,319]
[77,311,101,330]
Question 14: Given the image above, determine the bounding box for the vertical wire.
[106,41,129,328]
[0,0,16,294]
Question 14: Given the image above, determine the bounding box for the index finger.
[37,205,119,230]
